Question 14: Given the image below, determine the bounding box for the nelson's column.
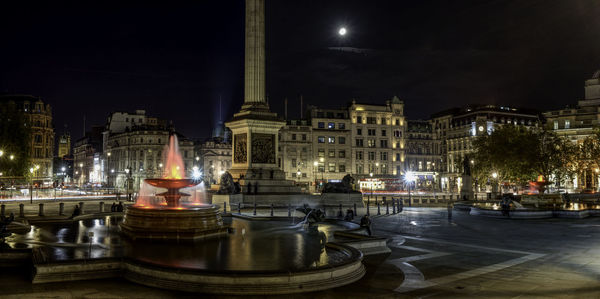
[226,0,302,196]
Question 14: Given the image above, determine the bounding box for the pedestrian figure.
[70,205,81,219]
[344,208,354,221]
[254,182,258,194]
[111,202,117,212]
[360,215,372,236]
[398,199,404,213]
[247,182,252,195]
[447,202,453,221]
[117,201,124,212]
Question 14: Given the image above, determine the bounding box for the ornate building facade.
[543,70,600,190]
[405,120,441,191]
[0,94,54,181]
[431,105,540,192]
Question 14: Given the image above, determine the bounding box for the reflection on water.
[5,216,349,271]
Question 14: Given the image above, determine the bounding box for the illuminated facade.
[405,120,441,191]
[543,70,600,190]
[431,105,539,192]
[0,95,55,181]
[279,119,313,189]
[196,137,232,186]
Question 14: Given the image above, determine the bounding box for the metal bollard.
[99,202,105,213]
[79,202,85,214]
[223,202,227,213]
[339,204,342,216]
[353,203,357,216]
[59,202,65,216]
[392,199,396,214]
[238,202,241,214]
[270,204,274,216]
[323,205,327,217]
[38,203,44,217]
[253,203,257,216]
[377,202,381,215]
[386,201,389,214]
[288,204,291,217]
[0,204,5,218]
[19,204,24,218]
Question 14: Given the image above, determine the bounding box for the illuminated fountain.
[120,133,229,241]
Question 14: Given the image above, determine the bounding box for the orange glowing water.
[163,135,185,179]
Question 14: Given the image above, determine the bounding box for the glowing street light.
[405,171,416,205]
[0,150,3,157]
[61,167,66,172]
[492,172,498,179]
[9,154,14,160]
[338,27,347,36]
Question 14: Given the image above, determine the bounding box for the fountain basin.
[120,205,229,241]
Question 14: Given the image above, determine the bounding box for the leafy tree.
[0,101,31,177]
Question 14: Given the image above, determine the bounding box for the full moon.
[338,27,347,36]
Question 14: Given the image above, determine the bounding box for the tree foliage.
[471,125,574,192]
[0,101,31,177]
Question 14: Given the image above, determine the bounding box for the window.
[318,122,325,129]
[339,137,346,144]
[292,134,296,140]
[292,158,297,167]
[368,152,376,160]
[356,151,363,160]
[317,112,324,118]
[396,142,400,148]
[382,118,388,125]
[318,149,325,157]
[553,121,558,130]
[302,173,307,178]
[292,172,297,178]
[367,117,377,124]
[318,163,325,172]
[396,153,400,161]
[380,140,388,148]
[328,163,336,172]
[394,130,402,137]
[329,150,335,158]
[381,164,388,174]
[302,147,307,152]
[565,120,570,129]
[339,123,345,129]
[419,161,423,170]
[356,164,363,174]
[367,139,376,148]
[395,119,400,126]
[356,139,364,147]
[328,137,335,144]
[357,116,362,123]
[302,134,307,141]
[328,122,335,129]
[381,152,388,161]
[381,130,386,136]
[357,128,362,135]
[34,135,42,143]
[318,136,325,143]
[368,129,376,136]
[339,150,346,158]
[339,164,346,172]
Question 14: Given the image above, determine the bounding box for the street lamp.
[9,155,14,160]
[0,150,3,157]
[29,167,34,203]
[405,171,416,206]
[368,172,374,215]
[313,161,319,192]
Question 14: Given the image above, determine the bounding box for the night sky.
[1,0,600,141]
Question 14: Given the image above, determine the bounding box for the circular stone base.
[123,243,365,295]
[120,205,229,241]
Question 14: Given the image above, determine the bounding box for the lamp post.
[405,171,415,206]
[29,167,34,204]
[313,161,318,192]
[368,172,373,215]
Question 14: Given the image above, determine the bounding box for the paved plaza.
[1,206,600,298]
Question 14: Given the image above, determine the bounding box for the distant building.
[73,126,104,186]
[196,137,232,186]
[431,105,540,192]
[543,69,600,190]
[102,110,193,191]
[0,94,55,182]
[279,119,313,190]
[405,120,441,191]
[57,131,71,158]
